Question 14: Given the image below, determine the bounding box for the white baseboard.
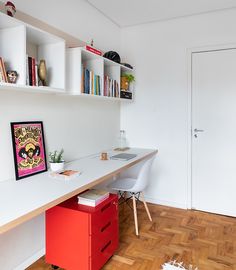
[14,248,45,270]
[144,196,187,210]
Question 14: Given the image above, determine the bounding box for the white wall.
[120,8,236,208]
[0,2,121,269]
[11,0,121,53]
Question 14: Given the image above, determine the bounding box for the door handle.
[193,128,204,138]
[194,129,204,133]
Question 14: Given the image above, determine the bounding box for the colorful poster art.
[11,121,47,180]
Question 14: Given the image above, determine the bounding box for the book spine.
[81,65,84,93]
[0,69,4,82]
[89,70,92,94]
[32,58,36,86]
[26,55,29,85]
[35,61,38,86]
[28,57,32,86]
[85,69,89,94]
[0,58,5,82]
[0,57,8,83]
[85,45,102,56]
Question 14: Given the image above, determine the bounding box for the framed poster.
[11,121,47,180]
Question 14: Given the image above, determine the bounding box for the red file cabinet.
[46,194,119,270]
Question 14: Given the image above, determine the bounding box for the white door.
[192,48,236,217]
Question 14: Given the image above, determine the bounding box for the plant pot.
[50,161,65,172]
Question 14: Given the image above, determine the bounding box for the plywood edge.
[0,150,158,234]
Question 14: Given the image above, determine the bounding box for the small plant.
[49,149,64,163]
[123,73,135,83]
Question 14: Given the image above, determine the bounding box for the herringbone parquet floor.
[28,202,236,270]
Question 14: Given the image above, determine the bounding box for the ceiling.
[87,0,236,27]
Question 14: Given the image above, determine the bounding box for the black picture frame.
[10,121,47,180]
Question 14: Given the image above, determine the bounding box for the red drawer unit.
[46,194,119,270]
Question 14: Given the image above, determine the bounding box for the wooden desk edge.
[0,150,158,234]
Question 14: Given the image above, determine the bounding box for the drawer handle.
[101,221,111,232]
[101,240,111,253]
[101,202,111,212]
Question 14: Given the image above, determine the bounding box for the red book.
[32,58,36,86]
[85,45,102,56]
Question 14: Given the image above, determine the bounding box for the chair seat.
[108,177,137,192]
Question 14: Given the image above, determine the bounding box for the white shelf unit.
[66,47,134,101]
[0,12,65,93]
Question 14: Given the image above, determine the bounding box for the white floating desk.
[0,148,157,234]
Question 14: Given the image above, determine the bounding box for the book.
[50,170,81,180]
[85,45,102,56]
[35,62,39,86]
[32,58,36,86]
[28,57,33,86]
[77,189,109,207]
[0,57,8,83]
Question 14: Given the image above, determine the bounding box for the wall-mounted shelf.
[0,83,65,94]
[0,11,134,102]
[67,92,132,102]
[0,12,65,92]
[66,48,134,101]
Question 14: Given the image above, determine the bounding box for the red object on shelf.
[86,45,102,56]
[46,194,119,270]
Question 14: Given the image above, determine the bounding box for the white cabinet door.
[192,48,236,216]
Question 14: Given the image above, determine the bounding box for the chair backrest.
[129,156,155,193]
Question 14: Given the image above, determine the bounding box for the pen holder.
[100,152,108,160]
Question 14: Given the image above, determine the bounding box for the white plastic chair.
[108,156,155,236]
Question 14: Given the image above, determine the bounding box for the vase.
[38,60,47,86]
[50,161,65,172]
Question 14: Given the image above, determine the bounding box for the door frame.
[187,43,236,209]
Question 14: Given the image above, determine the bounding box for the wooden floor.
[28,202,236,270]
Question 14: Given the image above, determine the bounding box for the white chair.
[108,156,155,236]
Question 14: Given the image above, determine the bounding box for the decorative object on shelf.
[121,73,135,92]
[100,152,108,160]
[10,121,47,180]
[120,90,132,100]
[6,70,18,84]
[103,51,121,63]
[162,261,198,270]
[38,59,47,86]
[49,149,65,172]
[121,63,133,70]
[5,1,16,17]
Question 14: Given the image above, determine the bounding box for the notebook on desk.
[110,153,137,161]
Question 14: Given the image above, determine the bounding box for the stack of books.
[26,56,38,86]
[50,170,81,180]
[104,75,119,98]
[77,189,109,207]
[81,66,101,95]
[0,57,8,83]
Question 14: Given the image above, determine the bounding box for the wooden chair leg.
[132,195,139,236]
[141,192,152,222]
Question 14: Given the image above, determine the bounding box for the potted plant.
[49,149,65,172]
[121,73,135,92]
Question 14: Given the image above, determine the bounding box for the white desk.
[0,148,157,234]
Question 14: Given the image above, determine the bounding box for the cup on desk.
[100,152,108,160]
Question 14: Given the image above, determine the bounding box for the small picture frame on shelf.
[10,121,47,180]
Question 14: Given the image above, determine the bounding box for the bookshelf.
[0,12,65,93]
[66,47,134,101]
[0,11,134,101]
